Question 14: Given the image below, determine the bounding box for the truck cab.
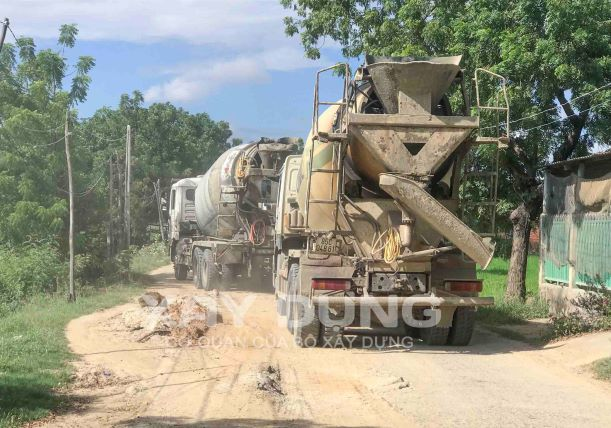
[169,177,201,279]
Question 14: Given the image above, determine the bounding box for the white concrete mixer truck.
[274,56,510,346]
[172,138,298,289]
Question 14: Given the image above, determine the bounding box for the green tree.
[79,92,233,246]
[1,25,233,289]
[0,24,94,246]
[281,0,611,301]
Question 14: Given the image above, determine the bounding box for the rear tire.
[200,249,218,290]
[221,264,236,284]
[174,263,188,280]
[288,263,320,347]
[192,250,203,289]
[447,307,476,346]
[286,264,299,333]
[420,325,449,346]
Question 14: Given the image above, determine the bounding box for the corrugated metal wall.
[541,213,611,288]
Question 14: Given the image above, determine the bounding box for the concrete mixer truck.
[273,56,510,346]
[172,137,298,289]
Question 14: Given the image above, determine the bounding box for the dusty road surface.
[40,265,611,427]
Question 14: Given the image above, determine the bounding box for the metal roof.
[547,150,611,170]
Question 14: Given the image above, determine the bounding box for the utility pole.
[155,179,165,241]
[117,154,125,250]
[0,18,9,54]
[107,155,114,260]
[64,111,75,301]
[125,125,132,277]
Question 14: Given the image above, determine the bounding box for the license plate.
[313,236,341,254]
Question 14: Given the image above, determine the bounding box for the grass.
[592,357,611,382]
[476,255,549,325]
[130,241,169,275]
[0,284,143,428]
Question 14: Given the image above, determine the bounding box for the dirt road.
[41,265,611,427]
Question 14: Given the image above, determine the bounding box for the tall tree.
[79,92,233,246]
[281,0,611,301]
[0,24,94,246]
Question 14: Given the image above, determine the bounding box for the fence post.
[539,171,550,289]
[568,162,585,289]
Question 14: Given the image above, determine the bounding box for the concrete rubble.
[121,293,219,345]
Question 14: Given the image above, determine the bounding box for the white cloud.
[144,56,268,102]
[4,0,329,103]
[4,0,292,49]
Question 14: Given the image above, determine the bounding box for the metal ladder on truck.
[302,63,351,232]
[216,184,243,238]
[461,69,510,237]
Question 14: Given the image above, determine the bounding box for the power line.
[480,82,610,132]
[7,24,18,43]
[57,170,106,197]
[510,82,610,125]
[73,128,124,143]
[28,135,65,149]
[513,101,608,135]
[14,122,65,133]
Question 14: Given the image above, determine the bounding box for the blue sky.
[3,0,352,142]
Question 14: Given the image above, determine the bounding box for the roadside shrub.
[130,241,168,274]
[549,285,611,339]
[477,296,549,325]
[0,244,65,315]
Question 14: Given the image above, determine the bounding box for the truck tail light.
[311,279,351,291]
[445,280,483,293]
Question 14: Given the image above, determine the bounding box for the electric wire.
[479,82,610,132]
[509,83,610,125]
[28,135,65,148]
[9,122,65,133]
[7,24,18,43]
[73,128,124,143]
[57,170,106,197]
[515,101,608,135]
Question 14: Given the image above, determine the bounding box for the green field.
[0,286,142,428]
[476,256,549,324]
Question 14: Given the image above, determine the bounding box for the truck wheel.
[200,249,218,290]
[286,263,299,332]
[276,296,287,316]
[287,264,320,347]
[447,307,476,346]
[420,325,450,346]
[174,263,188,280]
[192,251,202,289]
[293,304,321,348]
[221,264,236,284]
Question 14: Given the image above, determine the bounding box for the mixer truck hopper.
[273,56,509,346]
